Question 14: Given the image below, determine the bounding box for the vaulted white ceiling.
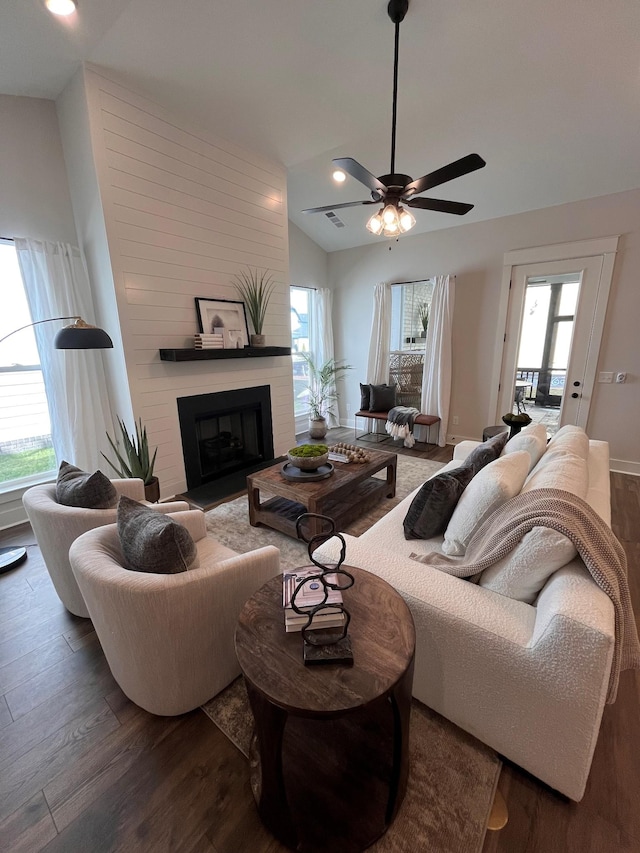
[2,0,640,252]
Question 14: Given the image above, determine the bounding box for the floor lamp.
[0,315,113,573]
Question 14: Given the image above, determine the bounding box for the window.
[0,240,55,488]
[290,286,312,426]
[388,281,433,407]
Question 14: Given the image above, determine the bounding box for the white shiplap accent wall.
[82,66,295,497]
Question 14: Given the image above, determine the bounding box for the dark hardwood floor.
[0,430,638,852]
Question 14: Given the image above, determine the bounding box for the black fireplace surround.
[177,386,275,492]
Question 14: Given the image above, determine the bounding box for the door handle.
[572,380,581,387]
[571,392,579,399]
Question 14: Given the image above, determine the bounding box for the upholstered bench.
[354,410,440,444]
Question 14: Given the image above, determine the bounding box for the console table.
[235,566,415,852]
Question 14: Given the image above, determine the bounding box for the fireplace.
[177,386,275,493]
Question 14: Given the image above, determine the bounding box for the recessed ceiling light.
[45,0,77,16]
[332,170,346,183]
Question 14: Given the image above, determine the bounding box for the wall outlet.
[452,415,459,425]
[598,372,613,383]
[615,372,627,383]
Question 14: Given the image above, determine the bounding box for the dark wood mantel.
[159,346,291,362]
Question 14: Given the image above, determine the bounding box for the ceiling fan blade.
[403,153,486,198]
[302,200,378,214]
[332,158,388,199]
[406,197,474,215]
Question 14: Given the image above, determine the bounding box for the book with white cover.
[282,569,343,612]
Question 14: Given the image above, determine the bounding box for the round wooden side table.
[235,565,415,853]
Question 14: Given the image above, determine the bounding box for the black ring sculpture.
[293,513,355,647]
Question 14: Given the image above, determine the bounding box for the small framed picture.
[194,298,250,348]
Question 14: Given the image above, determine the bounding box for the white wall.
[0,95,80,529]
[59,65,295,498]
[0,95,77,243]
[289,221,328,290]
[329,187,640,472]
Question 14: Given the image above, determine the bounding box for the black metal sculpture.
[293,513,355,664]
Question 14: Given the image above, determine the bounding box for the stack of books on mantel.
[282,568,346,633]
[194,333,224,349]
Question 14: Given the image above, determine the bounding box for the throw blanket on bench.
[386,406,421,448]
[411,487,640,703]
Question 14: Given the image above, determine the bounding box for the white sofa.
[317,425,615,801]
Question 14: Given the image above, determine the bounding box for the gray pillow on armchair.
[117,496,199,574]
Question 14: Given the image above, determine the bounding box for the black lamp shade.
[54,325,113,349]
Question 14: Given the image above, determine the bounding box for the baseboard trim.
[610,458,640,476]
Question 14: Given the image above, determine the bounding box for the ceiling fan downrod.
[388,0,409,177]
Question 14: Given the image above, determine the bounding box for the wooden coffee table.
[235,566,415,853]
[247,448,397,541]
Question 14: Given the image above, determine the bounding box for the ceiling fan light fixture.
[399,206,416,232]
[45,0,77,15]
[366,210,384,235]
[332,169,346,183]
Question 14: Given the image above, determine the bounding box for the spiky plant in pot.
[232,267,276,347]
[102,417,159,501]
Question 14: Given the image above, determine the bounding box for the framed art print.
[194,298,250,347]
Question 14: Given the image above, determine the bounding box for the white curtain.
[15,239,112,472]
[421,274,455,446]
[367,282,391,384]
[309,288,340,427]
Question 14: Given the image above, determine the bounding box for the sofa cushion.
[403,463,476,540]
[117,496,199,574]
[478,449,589,603]
[359,382,371,411]
[502,423,547,471]
[464,430,509,472]
[56,461,118,509]
[442,450,531,556]
[369,383,397,412]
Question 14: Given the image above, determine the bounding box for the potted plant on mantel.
[301,352,352,439]
[101,417,160,502]
[232,266,276,347]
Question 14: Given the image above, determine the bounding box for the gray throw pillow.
[360,382,371,411]
[465,431,509,473]
[117,495,198,574]
[56,461,118,509]
[403,463,476,540]
[369,383,396,412]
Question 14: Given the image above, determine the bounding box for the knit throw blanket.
[386,406,421,448]
[414,488,640,703]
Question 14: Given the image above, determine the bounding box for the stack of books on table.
[194,333,224,349]
[282,568,346,633]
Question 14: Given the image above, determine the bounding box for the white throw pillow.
[523,447,589,494]
[546,424,589,459]
[478,448,589,603]
[442,451,530,556]
[502,423,547,471]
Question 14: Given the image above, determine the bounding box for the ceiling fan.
[302,0,486,237]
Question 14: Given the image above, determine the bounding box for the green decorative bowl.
[287,448,329,471]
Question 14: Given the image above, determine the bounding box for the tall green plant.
[301,352,352,419]
[101,417,157,485]
[232,267,276,335]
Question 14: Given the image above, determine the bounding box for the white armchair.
[69,510,281,715]
[23,479,189,618]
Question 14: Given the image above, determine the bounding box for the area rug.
[202,677,501,853]
[204,454,445,570]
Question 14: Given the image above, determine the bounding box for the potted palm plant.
[101,417,159,502]
[301,352,352,439]
[418,302,430,338]
[232,266,276,347]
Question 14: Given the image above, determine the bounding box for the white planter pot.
[308,416,328,439]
